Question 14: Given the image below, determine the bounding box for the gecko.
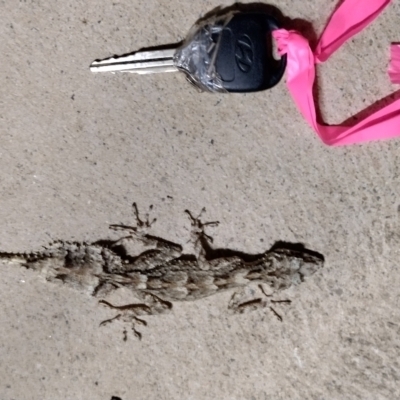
[0,203,324,339]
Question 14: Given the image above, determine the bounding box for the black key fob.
[175,11,287,93]
[214,12,286,93]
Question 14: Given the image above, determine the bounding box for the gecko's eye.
[299,261,322,278]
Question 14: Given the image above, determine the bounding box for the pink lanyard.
[273,0,400,146]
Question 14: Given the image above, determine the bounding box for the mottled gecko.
[1,203,324,339]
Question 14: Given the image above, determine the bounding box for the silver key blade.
[90,48,178,74]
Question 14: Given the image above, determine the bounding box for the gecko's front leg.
[107,202,183,272]
[184,207,219,270]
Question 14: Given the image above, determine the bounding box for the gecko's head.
[261,247,324,290]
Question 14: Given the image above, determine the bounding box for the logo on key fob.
[235,35,254,73]
[212,12,287,93]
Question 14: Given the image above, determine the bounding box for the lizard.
[0,203,324,340]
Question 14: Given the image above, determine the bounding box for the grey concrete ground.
[1,0,400,399]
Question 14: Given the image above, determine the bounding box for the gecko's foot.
[109,202,157,242]
[228,285,292,321]
[268,300,292,322]
[133,202,157,230]
[184,207,219,245]
[99,300,152,341]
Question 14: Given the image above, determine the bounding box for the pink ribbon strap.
[389,44,400,84]
[273,0,400,146]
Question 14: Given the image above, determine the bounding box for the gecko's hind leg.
[99,300,151,340]
[228,285,292,321]
[258,284,291,321]
[135,292,173,315]
[228,286,264,314]
[99,294,172,340]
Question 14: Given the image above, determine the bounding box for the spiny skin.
[110,248,322,302]
[1,242,118,295]
[0,208,324,340]
[1,241,323,303]
[0,203,325,339]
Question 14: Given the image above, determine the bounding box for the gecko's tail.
[0,252,29,264]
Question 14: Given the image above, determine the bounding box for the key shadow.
[196,3,284,24]
[99,3,318,61]
[198,3,318,48]
[338,89,400,127]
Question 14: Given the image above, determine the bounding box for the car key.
[90,11,286,93]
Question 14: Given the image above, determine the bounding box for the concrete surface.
[1,0,400,399]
